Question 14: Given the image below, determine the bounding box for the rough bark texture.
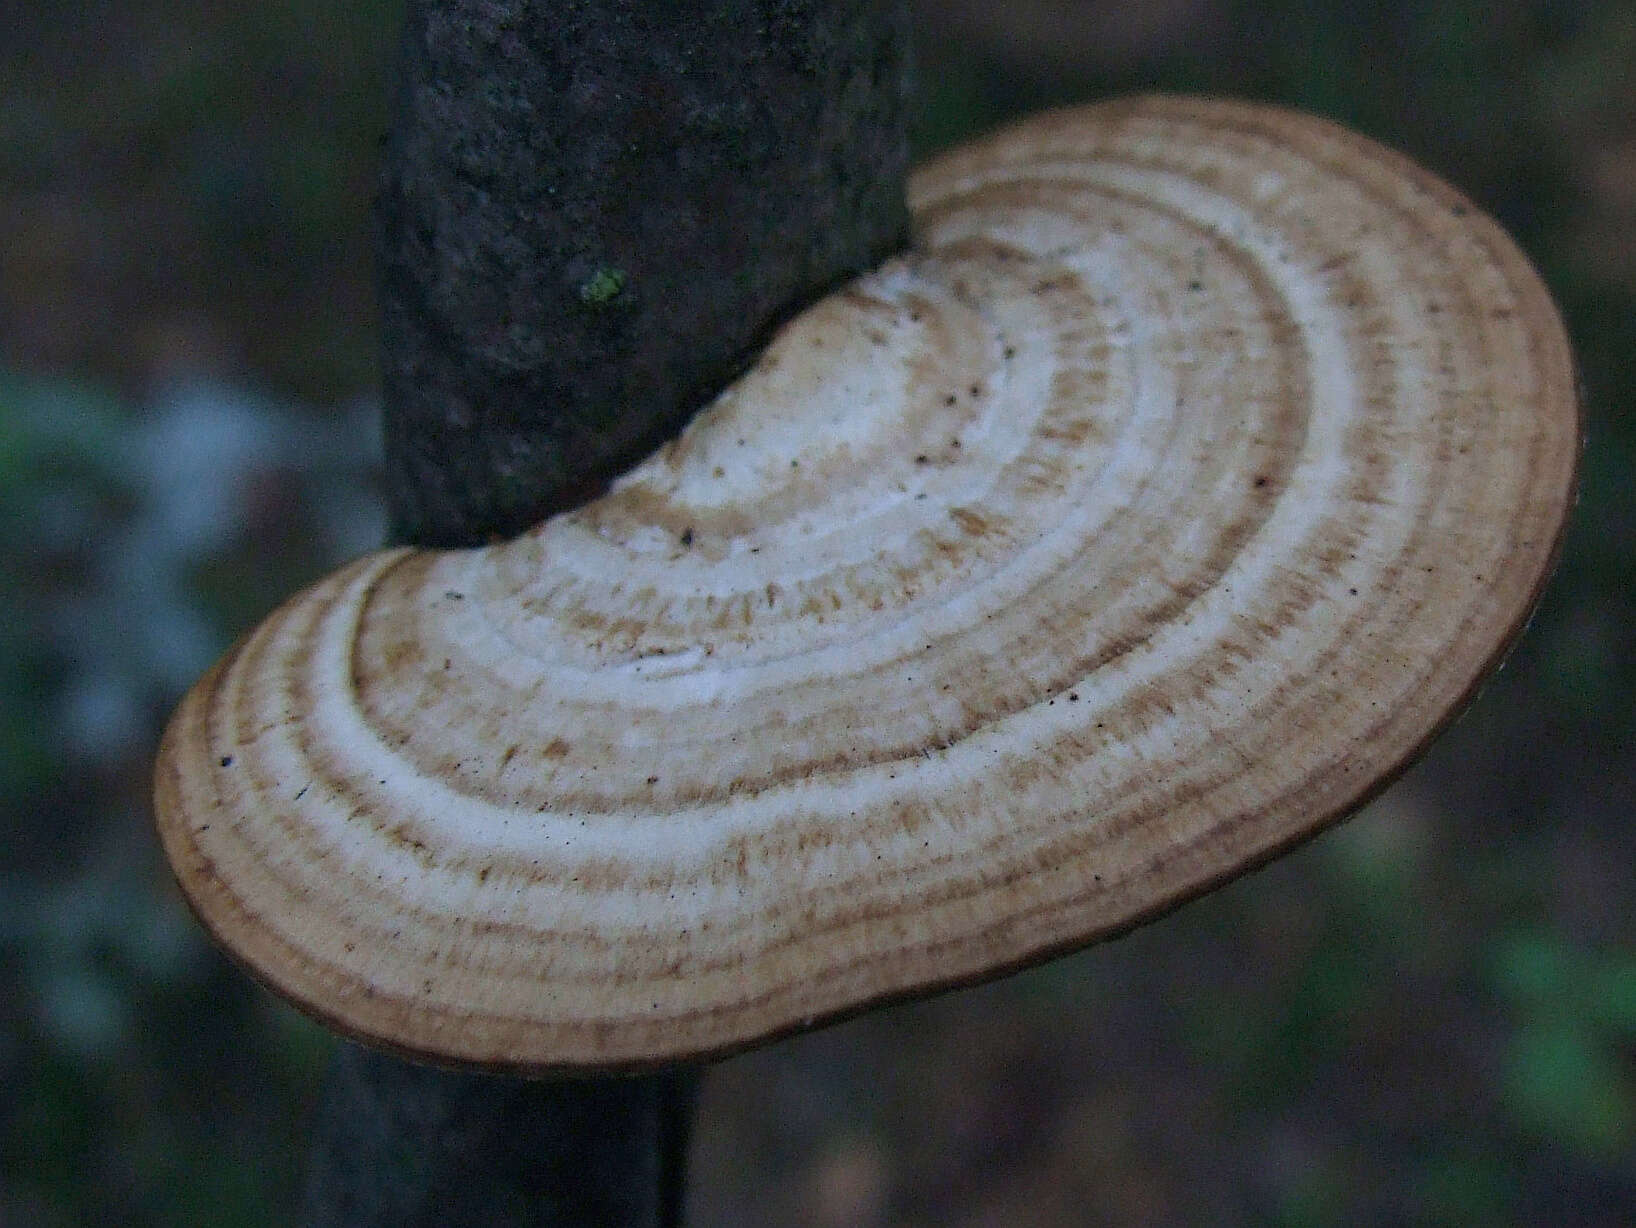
[380,0,913,545]
[304,1,911,1223]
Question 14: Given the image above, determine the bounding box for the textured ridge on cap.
[155,96,1579,1071]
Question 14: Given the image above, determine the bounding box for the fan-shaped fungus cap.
[154,97,1578,1072]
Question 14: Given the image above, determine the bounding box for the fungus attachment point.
[154,98,1578,1072]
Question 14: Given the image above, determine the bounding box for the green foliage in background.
[1493,930,1636,1158]
[0,374,126,799]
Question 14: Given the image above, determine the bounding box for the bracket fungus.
[155,97,1578,1072]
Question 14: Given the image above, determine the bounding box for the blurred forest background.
[3,2,1633,1224]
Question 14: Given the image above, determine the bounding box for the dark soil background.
[3,3,1633,1224]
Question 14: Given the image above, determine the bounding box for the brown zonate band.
[155,96,1580,1072]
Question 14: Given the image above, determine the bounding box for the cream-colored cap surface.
[155,97,1579,1071]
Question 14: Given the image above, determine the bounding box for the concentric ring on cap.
[155,96,1579,1071]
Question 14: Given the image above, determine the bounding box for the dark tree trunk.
[379,0,913,547]
[303,1049,696,1226]
[303,1,911,1223]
